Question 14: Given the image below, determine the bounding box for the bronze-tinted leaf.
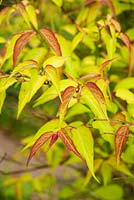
[100,58,116,72]
[59,86,76,122]
[13,30,35,66]
[48,133,59,149]
[114,125,130,164]
[40,27,62,56]
[27,131,54,166]
[85,82,106,114]
[120,33,130,51]
[58,129,83,159]
[110,112,126,126]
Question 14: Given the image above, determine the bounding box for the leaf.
[58,128,82,159]
[114,125,130,164]
[71,32,84,52]
[129,43,134,76]
[34,79,77,107]
[65,103,89,120]
[85,82,107,116]
[26,4,38,29]
[71,126,99,182]
[44,65,61,101]
[39,27,62,56]
[115,88,134,104]
[99,58,116,72]
[2,34,20,65]
[27,131,54,165]
[18,3,31,28]
[0,90,6,113]
[81,86,113,144]
[94,184,123,200]
[100,162,113,186]
[59,86,76,123]
[107,156,132,176]
[17,69,46,118]
[43,56,66,68]
[13,30,35,66]
[0,77,16,93]
[51,0,63,7]
[23,119,66,150]
[115,77,134,90]
[120,33,130,51]
[111,18,121,32]
[10,60,37,77]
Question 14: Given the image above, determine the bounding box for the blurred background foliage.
[0,0,134,199]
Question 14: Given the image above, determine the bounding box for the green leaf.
[107,156,133,177]
[115,88,134,104]
[26,4,38,29]
[43,56,66,68]
[18,3,31,28]
[24,47,47,64]
[100,162,113,186]
[0,77,16,93]
[17,69,46,118]
[10,60,38,77]
[0,90,6,113]
[34,79,77,107]
[51,0,63,7]
[1,34,20,66]
[65,103,89,120]
[23,119,66,150]
[71,32,84,52]
[86,82,107,116]
[94,184,123,200]
[115,77,134,90]
[80,86,113,144]
[44,65,61,101]
[122,144,134,164]
[71,126,99,182]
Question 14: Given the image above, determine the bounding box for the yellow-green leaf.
[26,4,38,29]
[10,60,37,77]
[51,0,63,7]
[23,119,66,150]
[43,56,66,68]
[44,65,61,100]
[115,88,134,104]
[17,69,46,118]
[34,79,77,107]
[72,126,99,182]
[71,32,84,52]
[0,90,6,113]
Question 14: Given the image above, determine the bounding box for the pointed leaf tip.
[114,125,130,165]
[27,132,54,166]
[59,86,76,122]
[40,27,62,56]
[13,30,35,66]
[58,129,83,160]
[86,82,105,103]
